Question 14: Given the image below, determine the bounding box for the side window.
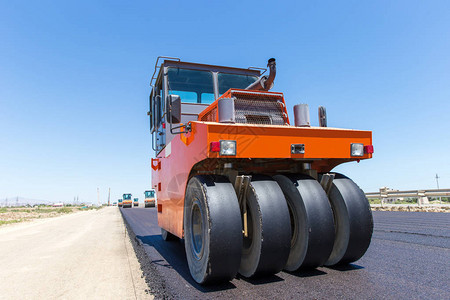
[155,86,163,128]
[151,81,166,153]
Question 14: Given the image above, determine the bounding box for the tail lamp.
[351,143,374,156]
[210,140,236,156]
[364,145,374,154]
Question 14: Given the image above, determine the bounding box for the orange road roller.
[148,57,374,284]
[122,193,133,208]
[144,190,156,207]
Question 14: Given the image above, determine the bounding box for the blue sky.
[0,0,449,203]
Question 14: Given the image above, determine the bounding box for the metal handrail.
[150,56,180,87]
[248,66,267,75]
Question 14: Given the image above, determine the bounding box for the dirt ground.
[0,206,150,299]
[0,206,102,225]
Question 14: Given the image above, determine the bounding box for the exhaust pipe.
[246,58,276,91]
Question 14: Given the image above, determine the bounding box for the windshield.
[123,194,131,200]
[167,68,215,104]
[145,191,155,198]
[218,73,258,95]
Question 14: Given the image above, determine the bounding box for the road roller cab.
[133,198,139,207]
[122,194,132,208]
[148,57,374,284]
[117,199,123,207]
[144,190,156,208]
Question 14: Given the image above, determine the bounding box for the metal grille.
[232,91,287,125]
[199,90,288,125]
[200,108,217,122]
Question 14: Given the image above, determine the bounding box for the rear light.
[220,140,236,156]
[364,145,374,154]
[210,141,220,152]
[350,143,364,157]
[210,140,236,156]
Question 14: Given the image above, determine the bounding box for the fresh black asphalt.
[120,208,450,299]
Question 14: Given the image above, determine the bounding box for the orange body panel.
[145,198,155,204]
[152,121,372,238]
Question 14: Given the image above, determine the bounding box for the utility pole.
[108,188,111,206]
[435,174,441,204]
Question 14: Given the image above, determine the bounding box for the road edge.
[120,209,175,300]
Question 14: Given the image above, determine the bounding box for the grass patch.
[0,219,22,226]
[369,198,381,204]
[77,206,103,211]
[0,208,7,213]
[57,207,73,214]
[35,208,57,213]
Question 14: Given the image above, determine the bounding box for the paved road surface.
[0,207,150,300]
[121,208,450,299]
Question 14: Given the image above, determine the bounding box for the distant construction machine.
[117,199,123,207]
[144,190,156,208]
[122,194,132,208]
[133,198,139,207]
[148,57,374,284]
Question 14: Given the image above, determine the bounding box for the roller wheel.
[239,175,291,277]
[274,174,335,271]
[161,228,177,241]
[322,173,373,266]
[184,175,242,284]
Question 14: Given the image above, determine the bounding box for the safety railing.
[365,188,450,199]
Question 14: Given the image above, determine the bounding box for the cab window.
[218,73,258,95]
[167,68,214,104]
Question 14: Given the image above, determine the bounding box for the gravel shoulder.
[0,206,152,299]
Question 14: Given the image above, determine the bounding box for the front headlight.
[220,140,236,156]
[351,143,364,156]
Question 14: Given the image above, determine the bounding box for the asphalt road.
[121,208,450,299]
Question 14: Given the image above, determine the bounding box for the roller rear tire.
[239,175,291,277]
[323,173,373,266]
[184,175,242,284]
[274,174,335,271]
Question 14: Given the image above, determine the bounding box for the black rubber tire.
[239,175,291,277]
[322,173,373,266]
[184,175,242,284]
[161,228,177,241]
[274,174,335,271]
